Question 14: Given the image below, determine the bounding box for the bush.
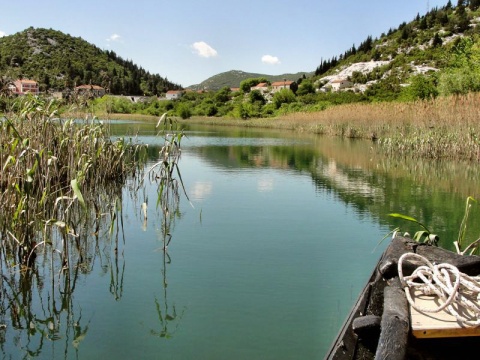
[175,102,192,119]
[272,89,296,109]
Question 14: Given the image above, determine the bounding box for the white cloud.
[106,33,122,42]
[262,55,281,65]
[191,41,218,58]
[0,30,6,37]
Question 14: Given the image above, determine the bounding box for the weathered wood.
[352,315,381,339]
[416,244,480,275]
[375,286,409,360]
[324,236,480,360]
[326,281,374,360]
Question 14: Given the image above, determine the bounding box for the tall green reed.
[0,96,144,266]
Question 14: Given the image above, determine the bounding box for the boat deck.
[325,236,480,360]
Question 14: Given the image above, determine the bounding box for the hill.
[0,27,180,95]
[190,2,480,100]
[188,70,314,91]
[310,1,480,98]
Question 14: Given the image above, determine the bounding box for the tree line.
[0,27,180,96]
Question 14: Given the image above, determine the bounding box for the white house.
[271,80,297,93]
[330,79,353,92]
[250,82,268,93]
[166,90,184,100]
[12,79,39,95]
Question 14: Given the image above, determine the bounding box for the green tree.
[349,71,368,84]
[239,78,268,93]
[248,90,266,105]
[296,80,315,96]
[214,86,232,104]
[175,102,192,119]
[401,74,438,100]
[272,89,296,109]
[432,33,443,48]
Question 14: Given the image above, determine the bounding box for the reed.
[184,93,480,161]
[0,96,145,265]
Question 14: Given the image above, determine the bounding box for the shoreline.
[73,93,480,162]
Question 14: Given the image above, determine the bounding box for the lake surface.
[2,121,480,359]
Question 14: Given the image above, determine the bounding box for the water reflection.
[0,182,125,358]
[180,127,480,251]
[3,120,480,358]
[190,181,213,201]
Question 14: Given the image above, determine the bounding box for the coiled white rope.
[398,252,480,327]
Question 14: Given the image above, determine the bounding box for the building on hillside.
[271,80,297,93]
[166,90,184,100]
[329,79,353,92]
[75,84,106,98]
[250,82,269,93]
[230,87,240,92]
[12,79,39,95]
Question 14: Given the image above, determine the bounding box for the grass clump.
[0,96,145,265]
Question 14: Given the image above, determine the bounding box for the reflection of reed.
[145,114,187,339]
[0,182,126,358]
[0,253,91,357]
[150,247,185,339]
[0,110,189,355]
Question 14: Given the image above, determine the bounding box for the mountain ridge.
[187,69,314,91]
[0,27,180,95]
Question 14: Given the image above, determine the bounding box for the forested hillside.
[188,70,313,91]
[0,27,180,95]
[312,0,480,100]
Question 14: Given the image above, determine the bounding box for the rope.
[398,252,480,327]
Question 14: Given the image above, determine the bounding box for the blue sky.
[1,0,449,87]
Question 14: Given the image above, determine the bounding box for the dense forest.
[0,27,181,95]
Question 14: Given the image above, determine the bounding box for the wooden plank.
[410,290,480,338]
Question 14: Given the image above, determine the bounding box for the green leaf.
[71,179,86,210]
[388,213,430,233]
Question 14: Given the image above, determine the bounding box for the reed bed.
[185,93,480,162]
[0,96,145,265]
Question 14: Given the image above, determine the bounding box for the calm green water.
[2,122,480,359]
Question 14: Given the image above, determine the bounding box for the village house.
[166,90,184,100]
[12,79,39,95]
[329,79,353,92]
[75,84,106,98]
[271,80,297,93]
[250,82,269,94]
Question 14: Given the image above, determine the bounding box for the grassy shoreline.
[84,93,480,162]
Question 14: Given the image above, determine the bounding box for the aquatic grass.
[141,112,188,252]
[0,96,145,265]
[0,100,190,356]
[390,196,480,255]
[184,93,480,162]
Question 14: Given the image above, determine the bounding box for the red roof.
[271,80,294,86]
[16,79,38,84]
[75,85,104,90]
